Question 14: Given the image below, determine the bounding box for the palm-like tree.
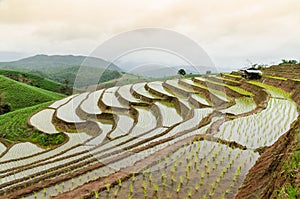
[178,69,186,77]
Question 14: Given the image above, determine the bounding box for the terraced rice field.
[0,75,298,199]
[221,97,256,115]
[80,90,104,115]
[29,109,59,134]
[0,142,45,162]
[214,89,298,148]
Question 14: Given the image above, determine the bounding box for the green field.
[0,75,65,111]
[0,69,70,94]
[0,74,67,146]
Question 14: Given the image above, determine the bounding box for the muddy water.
[96,140,259,199]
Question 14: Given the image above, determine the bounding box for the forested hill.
[0,55,123,88]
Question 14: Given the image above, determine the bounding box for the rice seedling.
[129,183,134,195]
[94,190,99,199]
[106,183,111,192]
[153,183,159,193]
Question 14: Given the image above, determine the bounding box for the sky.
[0,0,299,70]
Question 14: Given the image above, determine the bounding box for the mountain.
[0,54,121,71]
[0,55,123,88]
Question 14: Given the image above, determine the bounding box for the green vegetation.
[0,102,66,146]
[0,69,71,94]
[0,54,121,71]
[47,66,123,88]
[249,81,291,99]
[21,65,123,88]
[0,71,67,146]
[98,73,183,89]
[184,73,200,78]
[0,92,10,114]
[283,150,300,179]
[279,59,299,65]
[0,75,65,111]
[275,185,299,199]
[177,69,186,76]
[0,54,122,88]
[262,75,288,81]
[262,74,300,82]
[222,73,242,79]
[98,70,122,83]
[204,78,254,96]
[227,85,254,96]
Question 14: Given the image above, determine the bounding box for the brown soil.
[0,138,12,148]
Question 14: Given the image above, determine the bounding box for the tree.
[64,78,70,86]
[206,70,212,75]
[0,92,5,105]
[178,69,186,77]
[280,59,298,65]
[59,78,72,95]
[0,93,11,115]
[98,70,122,83]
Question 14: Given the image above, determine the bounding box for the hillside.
[262,64,300,81]
[1,71,299,198]
[0,69,71,94]
[0,75,65,112]
[262,63,300,80]
[0,54,123,88]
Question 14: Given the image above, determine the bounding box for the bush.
[279,59,299,65]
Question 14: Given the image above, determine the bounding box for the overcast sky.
[0,0,299,69]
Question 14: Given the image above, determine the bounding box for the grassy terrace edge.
[0,102,67,148]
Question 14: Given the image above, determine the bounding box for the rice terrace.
[0,59,299,199]
[1,1,300,198]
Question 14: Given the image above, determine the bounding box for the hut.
[240,67,262,79]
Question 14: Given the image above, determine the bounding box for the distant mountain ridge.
[0,54,122,71]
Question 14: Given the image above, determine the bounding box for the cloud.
[0,0,299,68]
